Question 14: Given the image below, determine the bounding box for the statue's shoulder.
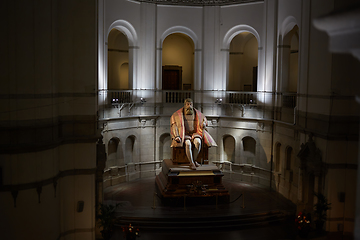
[171,108,184,118]
[194,108,203,117]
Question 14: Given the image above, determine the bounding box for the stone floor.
[102,176,352,240]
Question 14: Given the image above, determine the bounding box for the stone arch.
[159,133,172,161]
[223,25,260,49]
[108,20,138,47]
[280,16,298,41]
[160,26,199,49]
[223,135,236,163]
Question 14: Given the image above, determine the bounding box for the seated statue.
[170,98,217,170]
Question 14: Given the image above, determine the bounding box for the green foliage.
[96,203,120,240]
[314,192,331,222]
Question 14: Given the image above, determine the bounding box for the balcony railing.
[103,90,261,107]
[109,90,132,106]
[227,92,257,104]
[164,91,193,103]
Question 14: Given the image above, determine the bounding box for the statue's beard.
[185,107,193,115]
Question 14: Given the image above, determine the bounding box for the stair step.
[115,210,291,230]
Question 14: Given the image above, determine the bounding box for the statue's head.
[184,98,194,115]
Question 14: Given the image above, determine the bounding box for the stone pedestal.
[155,159,229,205]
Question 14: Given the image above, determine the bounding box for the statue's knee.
[185,140,191,147]
[194,138,201,147]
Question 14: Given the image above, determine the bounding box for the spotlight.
[140,97,146,104]
[215,98,222,104]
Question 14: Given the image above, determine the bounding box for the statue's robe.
[170,107,217,148]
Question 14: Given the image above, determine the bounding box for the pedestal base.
[155,159,229,205]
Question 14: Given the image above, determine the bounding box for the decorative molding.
[108,48,129,53]
[229,51,244,55]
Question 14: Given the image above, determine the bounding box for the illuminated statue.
[170,98,217,169]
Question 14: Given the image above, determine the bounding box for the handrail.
[100,89,260,105]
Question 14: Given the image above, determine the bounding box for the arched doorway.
[107,137,120,169]
[223,135,235,162]
[159,133,172,160]
[108,29,129,90]
[162,33,194,91]
[125,135,136,165]
[275,142,282,172]
[242,136,256,164]
[229,32,258,92]
[280,24,299,109]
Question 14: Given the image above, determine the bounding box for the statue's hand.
[175,137,181,143]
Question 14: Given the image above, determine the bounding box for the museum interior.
[1,0,360,239]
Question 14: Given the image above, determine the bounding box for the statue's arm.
[170,116,181,143]
[202,116,208,130]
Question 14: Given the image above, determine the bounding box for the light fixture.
[111,98,119,108]
[140,97,146,104]
[215,98,222,104]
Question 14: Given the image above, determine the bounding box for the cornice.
[133,0,263,6]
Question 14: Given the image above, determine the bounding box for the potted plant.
[96,203,120,240]
[313,192,331,232]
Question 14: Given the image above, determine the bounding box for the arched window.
[288,29,299,93]
[275,142,281,172]
[108,29,129,90]
[159,133,172,160]
[242,136,256,164]
[229,32,258,92]
[125,136,135,165]
[286,146,293,170]
[223,135,235,162]
[280,24,299,109]
[162,33,194,91]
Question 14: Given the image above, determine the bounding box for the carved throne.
[155,144,229,204]
[172,145,209,165]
